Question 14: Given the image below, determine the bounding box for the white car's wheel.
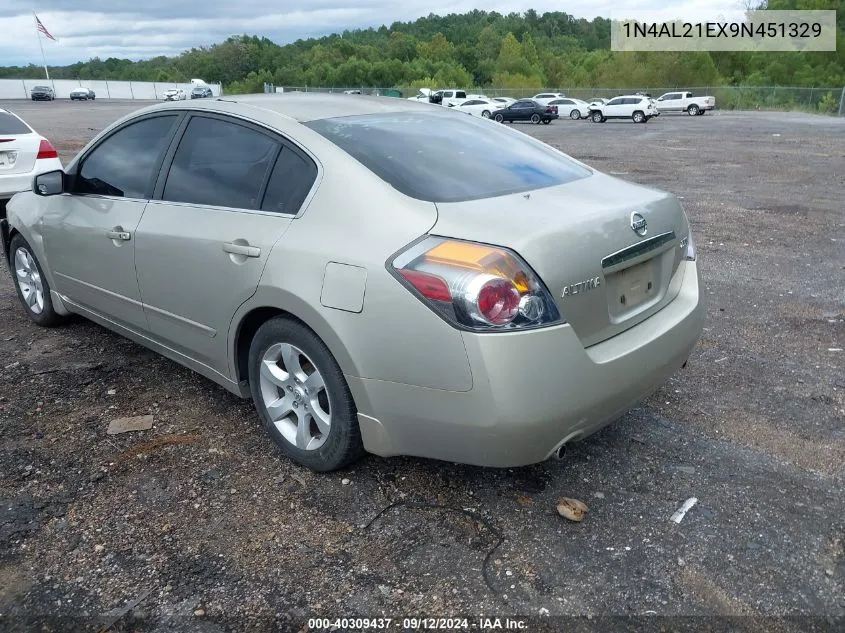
[591,111,604,123]
[570,110,581,120]
[481,110,491,119]
[632,111,645,124]
[688,104,700,116]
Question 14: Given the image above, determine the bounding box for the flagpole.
[34,11,50,81]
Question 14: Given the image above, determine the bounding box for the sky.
[1,1,745,66]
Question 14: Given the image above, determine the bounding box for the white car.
[586,97,608,108]
[588,95,659,124]
[454,98,498,118]
[0,108,63,205]
[69,87,96,101]
[491,97,516,107]
[162,89,187,101]
[532,92,567,106]
[548,97,591,120]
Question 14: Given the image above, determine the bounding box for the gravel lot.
[1,99,844,632]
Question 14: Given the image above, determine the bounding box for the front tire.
[688,104,700,116]
[570,110,581,120]
[530,113,541,124]
[591,111,604,123]
[10,234,65,327]
[494,113,504,123]
[481,110,491,119]
[248,317,365,472]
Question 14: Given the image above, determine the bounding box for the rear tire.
[530,113,541,124]
[248,317,365,472]
[632,111,645,123]
[688,104,700,116]
[481,110,490,119]
[570,110,581,120]
[542,119,550,124]
[9,234,65,327]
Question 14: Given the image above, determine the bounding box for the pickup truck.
[428,89,469,107]
[654,91,716,116]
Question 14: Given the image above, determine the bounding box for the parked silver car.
[2,94,704,471]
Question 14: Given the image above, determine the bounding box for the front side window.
[306,112,591,203]
[456,92,466,99]
[607,98,622,106]
[162,116,278,209]
[75,115,178,198]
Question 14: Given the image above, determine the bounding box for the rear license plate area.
[0,151,17,168]
[606,259,658,316]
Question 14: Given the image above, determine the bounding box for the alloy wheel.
[258,342,331,451]
[14,247,44,315]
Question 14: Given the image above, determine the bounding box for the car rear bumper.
[348,260,703,467]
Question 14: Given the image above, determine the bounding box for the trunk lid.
[432,172,691,347]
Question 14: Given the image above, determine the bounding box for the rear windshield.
[305,112,590,202]
[0,113,31,135]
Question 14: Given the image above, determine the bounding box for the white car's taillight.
[390,236,562,331]
[36,139,58,160]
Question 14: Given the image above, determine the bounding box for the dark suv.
[190,85,213,99]
[30,85,55,101]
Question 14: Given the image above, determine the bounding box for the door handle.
[222,242,261,258]
[105,230,131,241]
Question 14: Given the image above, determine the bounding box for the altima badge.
[631,212,648,236]
[562,277,601,298]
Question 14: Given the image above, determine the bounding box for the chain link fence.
[274,85,845,115]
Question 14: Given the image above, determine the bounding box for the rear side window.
[261,146,317,214]
[76,115,178,198]
[162,116,278,209]
[306,112,590,203]
[0,113,31,135]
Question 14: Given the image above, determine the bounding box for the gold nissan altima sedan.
[1,93,704,471]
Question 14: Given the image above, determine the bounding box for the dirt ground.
[0,99,843,633]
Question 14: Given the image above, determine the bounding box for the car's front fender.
[5,192,56,287]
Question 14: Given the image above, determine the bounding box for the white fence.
[0,79,223,100]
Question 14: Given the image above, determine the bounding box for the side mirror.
[33,170,65,196]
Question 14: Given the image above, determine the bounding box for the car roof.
[145,93,444,123]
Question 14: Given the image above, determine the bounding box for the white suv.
[532,92,566,106]
[588,95,658,124]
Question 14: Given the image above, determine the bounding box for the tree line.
[1,2,843,96]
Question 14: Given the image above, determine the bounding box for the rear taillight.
[390,236,562,331]
[36,139,58,159]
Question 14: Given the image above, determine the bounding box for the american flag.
[35,15,56,41]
